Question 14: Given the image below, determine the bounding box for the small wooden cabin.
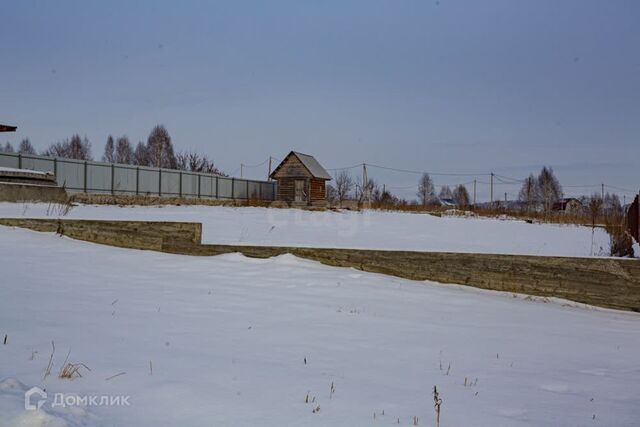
[270,151,331,206]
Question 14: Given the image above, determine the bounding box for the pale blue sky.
[1,0,639,200]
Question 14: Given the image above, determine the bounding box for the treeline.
[1,139,37,155]
[0,125,225,175]
[516,166,626,219]
[326,166,627,216]
[327,170,472,209]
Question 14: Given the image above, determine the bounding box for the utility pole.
[490,172,494,206]
[601,183,605,200]
[240,163,244,178]
[473,179,476,209]
[504,192,507,204]
[268,157,272,180]
[362,163,369,203]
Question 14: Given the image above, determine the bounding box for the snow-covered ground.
[0,203,611,257]
[1,226,639,426]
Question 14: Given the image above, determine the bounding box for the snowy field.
[0,203,612,257]
[1,226,639,426]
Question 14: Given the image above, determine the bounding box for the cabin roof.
[270,151,332,180]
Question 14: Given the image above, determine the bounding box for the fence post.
[197,175,201,198]
[246,180,249,200]
[111,164,115,195]
[158,169,162,197]
[18,154,22,169]
[259,182,263,200]
[215,176,218,199]
[136,167,140,196]
[83,161,88,193]
[231,178,235,199]
[53,158,57,177]
[179,171,183,198]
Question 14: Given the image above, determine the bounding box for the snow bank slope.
[0,203,611,257]
[1,227,638,426]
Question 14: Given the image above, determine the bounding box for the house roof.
[0,124,17,132]
[270,151,332,180]
[552,198,582,210]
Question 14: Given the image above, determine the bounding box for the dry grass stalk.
[58,350,91,379]
[433,386,442,427]
[59,362,91,379]
[43,341,55,380]
[105,372,126,381]
[45,199,75,217]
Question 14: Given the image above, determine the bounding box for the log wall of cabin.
[276,178,297,202]
[309,178,326,201]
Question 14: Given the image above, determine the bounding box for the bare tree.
[326,184,337,203]
[18,138,36,155]
[43,135,92,160]
[102,135,115,163]
[115,136,134,164]
[69,135,92,160]
[588,193,603,227]
[146,125,176,169]
[518,174,539,212]
[537,166,562,213]
[133,141,148,166]
[417,173,435,206]
[201,156,226,176]
[376,188,398,207]
[367,180,383,204]
[191,152,205,171]
[334,170,354,202]
[439,185,453,200]
[356,177,378,203]
[176,151,188,170]
[1,142,14,153]
[603,192,622,217]
[176,150,226,175]
[453,184,470,208]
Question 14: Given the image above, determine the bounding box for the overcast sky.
[1,0,639,201]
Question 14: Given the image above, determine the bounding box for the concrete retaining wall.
[0,218,201,252]
[0,182,67,202]
[2,217,639,312]
[163,243,640,312]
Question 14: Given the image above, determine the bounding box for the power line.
[365,162,491,177]
[605,184,638,194]
[493,174,525,184]
[242,158,270,168]
[562,184,601,188]
[326,163,363,172]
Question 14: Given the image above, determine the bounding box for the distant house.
[437,198,456,207]
[269,151,331,207]
[552,198,582,213]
